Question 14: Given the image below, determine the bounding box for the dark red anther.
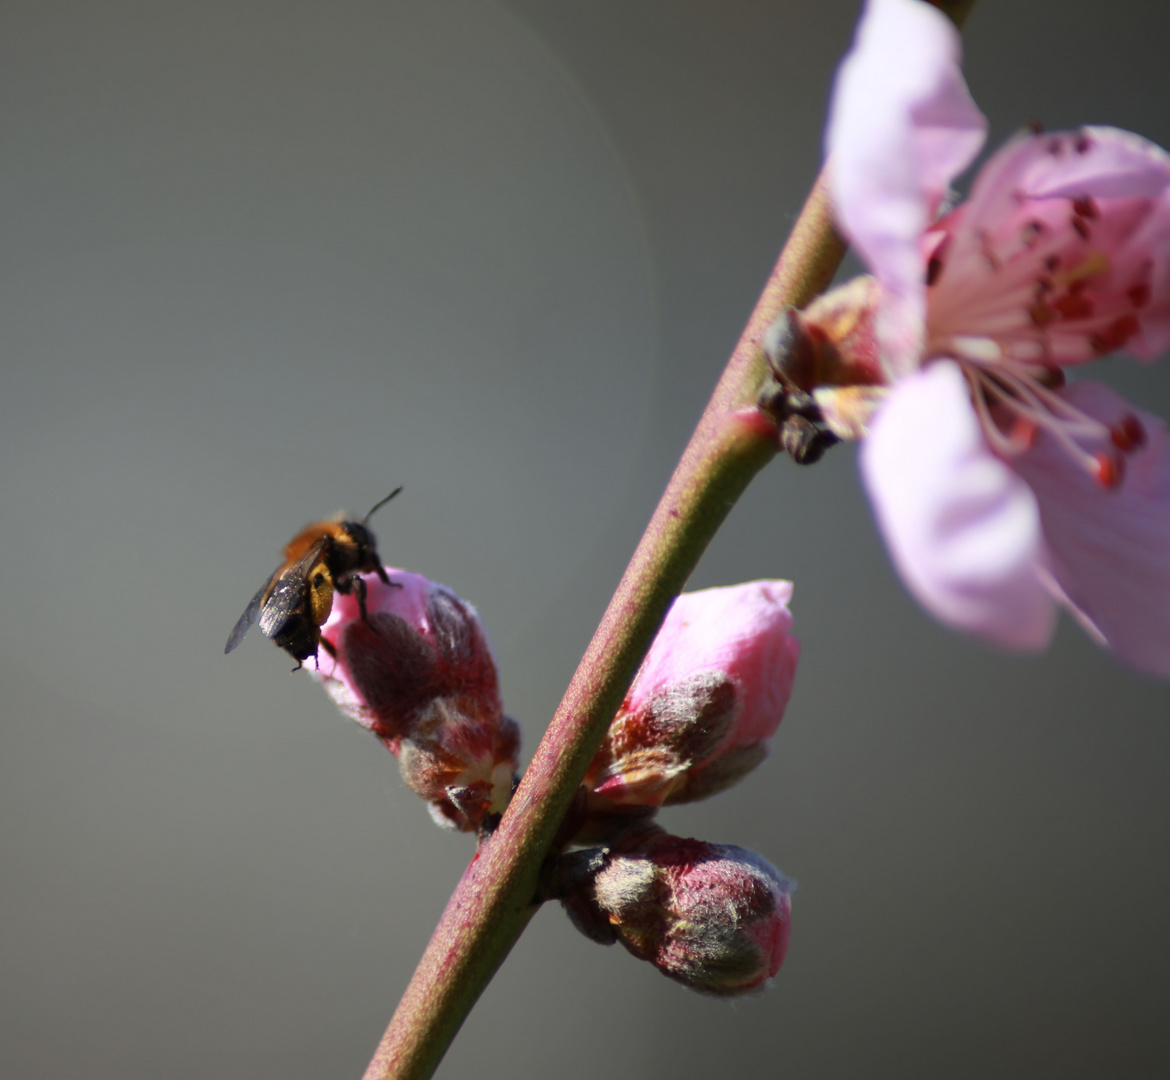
[1047,137,1065,156]
[1092,451,1124,489]
[1044,254,1061,273]
[1128,283,1151,309]
[1071,216,1091,240]
[1111,413,1147,452]
[1090,314,1140,355]
[1021,220,1047,248]
[1043,365,1067,389]
[1072,195,1099,220]
[1053,294,1094,320]
[1031,364,1066,390]
[1029,302,1054,327]
[1074,134,1093,154]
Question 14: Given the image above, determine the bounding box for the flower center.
[926,194,1153,367]
[922,137,1159,490]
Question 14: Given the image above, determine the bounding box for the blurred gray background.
[2,1,1168,1077]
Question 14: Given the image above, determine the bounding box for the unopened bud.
[559,828,793,996]
[311,571,519,831]
[583,582,799,828]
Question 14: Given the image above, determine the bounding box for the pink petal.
[1012,381,1170,677]
[1130,189,1170,358]
[827,0,986,375]
[861,360,1056,649]
[1018,127,1170,201]
[633,580,798,744]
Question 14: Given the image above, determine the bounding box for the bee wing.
[257,543,326,641]
[225,575,276,654]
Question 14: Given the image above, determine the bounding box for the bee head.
[342,520,377,553]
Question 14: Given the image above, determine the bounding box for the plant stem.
[363,4,976,1076]
[361,173,844,1080]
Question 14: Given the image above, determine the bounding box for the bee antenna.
[363,487,403,524]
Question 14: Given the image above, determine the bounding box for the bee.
[225,488,402,669]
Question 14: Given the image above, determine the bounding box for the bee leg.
[355,575,371,624]
[373,565,401,591]
[319,637,337,659]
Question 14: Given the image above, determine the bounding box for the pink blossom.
[825,0,1170,675]
[582,581,800,823]
[310,570,520,831]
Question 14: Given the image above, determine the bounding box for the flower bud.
[310,571,519,831]
[559,827,793,996]
[583,582,799,825]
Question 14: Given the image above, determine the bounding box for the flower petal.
[1019,127,1170,201]
[1012,380,1170,677]
[632,580,798,744]
[827,0,987,375]
[1129,189,1170,358]
[861,360,1056,648]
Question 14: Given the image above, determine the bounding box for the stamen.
[1090,314,1140,354]
[1111,413,1147,451]
[1072,196,1099,220]
[963,367,1031,457]
[989,363,1102,433]
[1128,283,1151,309]
[1029,302,1054,327]
[955,355,1142,490]
[1053,293,1094,320]
[1092,452,1125,489]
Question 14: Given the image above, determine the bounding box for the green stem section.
[362,5,976,1077]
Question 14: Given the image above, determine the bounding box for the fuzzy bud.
[559,827,793,996]
[310,571,519,831]
[582,582,798,832]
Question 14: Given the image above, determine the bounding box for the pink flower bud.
[310,571,519,832]
[559,828,793,996]
[584,581,799,818]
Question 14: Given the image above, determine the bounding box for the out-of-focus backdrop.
[2,2,1168,1077]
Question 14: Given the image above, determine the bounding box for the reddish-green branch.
[361,173,844,1080]
[362,5,976,1077]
